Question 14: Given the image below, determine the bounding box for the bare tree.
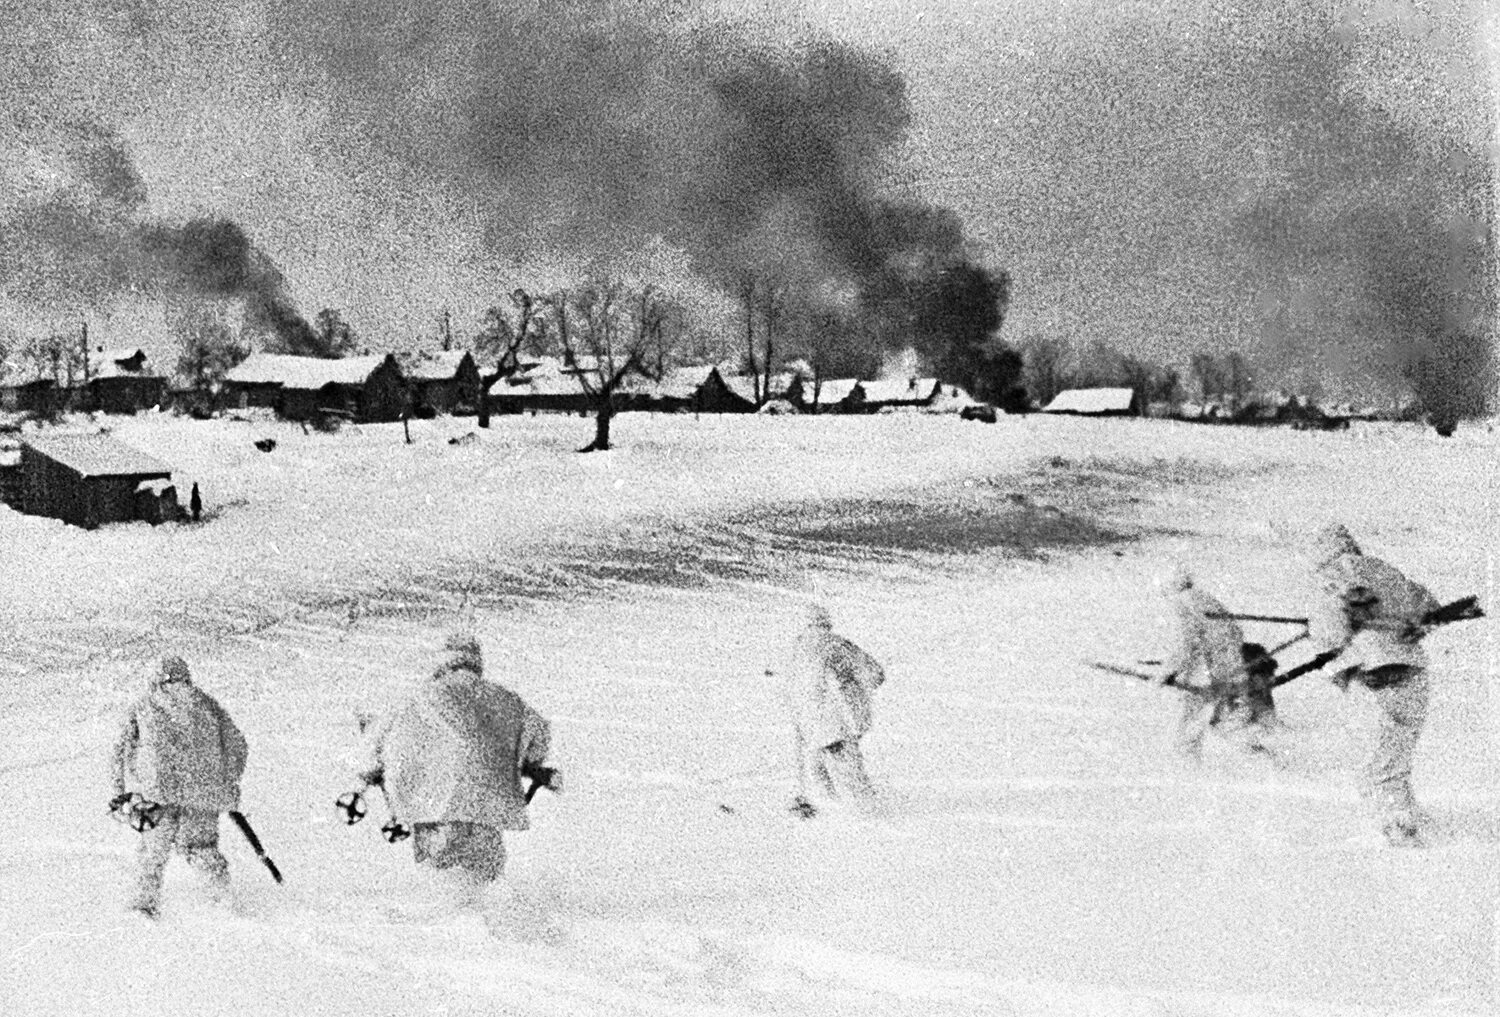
[543,279,678,452]
[1189,352,1225,405]
[312,309,358,358]
[173,305,249,394]
[473,288,547,428]
[1021,335,1068,409]
[1223,351,1255,412]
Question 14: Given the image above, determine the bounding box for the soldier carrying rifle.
[1154,566,1279,761]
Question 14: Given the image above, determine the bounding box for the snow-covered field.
[2,409,1494,1016]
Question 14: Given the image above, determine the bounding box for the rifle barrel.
[1207,612,1309,626]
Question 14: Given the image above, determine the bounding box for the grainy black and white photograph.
[1,1,1496,1013]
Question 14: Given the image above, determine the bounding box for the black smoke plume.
[270,0,1002,366]
[0,120,318,353]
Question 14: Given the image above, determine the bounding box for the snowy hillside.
[2,410,1494,1016]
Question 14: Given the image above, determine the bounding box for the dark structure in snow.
[401,350,482,416]
[17,431,175,529]
[0,377,60,415]
[222,353,409,423]
[86,348,168,415]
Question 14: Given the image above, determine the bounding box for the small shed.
[19,431,174,528]
[401,350,481,416]
[1041,387,1141,416]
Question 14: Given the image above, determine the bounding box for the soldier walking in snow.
[1156,566,1276,759]
[773,604,887,817]
[1304,524,1442,846]
[109,655,249,918]
[351,632,557,895]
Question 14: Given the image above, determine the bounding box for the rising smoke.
[0,111,319,353]
[269,0,991,357]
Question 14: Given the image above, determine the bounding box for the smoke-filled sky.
[1,0,1496,409]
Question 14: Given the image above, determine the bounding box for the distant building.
[626,366,757,413]
[786,377,865,414]
[487,356,592,415]
[858,377,945,412]
[0,373,60,415]
[401,350,481,416]
[17,431,175,529]
[1041,387,1141,416]
[223,353,409,423]
[86,348,168,415]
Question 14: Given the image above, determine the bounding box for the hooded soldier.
[1306,524,1441,846]
[355,632,554,888]
[109,655,248,918]
[773,604,887,817]
[1156,566,1262,759]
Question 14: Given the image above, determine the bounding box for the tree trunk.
[580,401,613,452]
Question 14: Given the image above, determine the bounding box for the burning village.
[1,3,1496,1016]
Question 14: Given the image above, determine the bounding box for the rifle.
[1209,596,1483,633]
[1207,612,1308,626]
[1268,597,1483,690]
[228,812,284,884]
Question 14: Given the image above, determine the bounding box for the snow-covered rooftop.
[1042,387,1137,414]
[21,431,172,478]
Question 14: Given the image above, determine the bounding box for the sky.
[1,0,1496,408]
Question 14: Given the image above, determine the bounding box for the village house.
[16,431,176,529]
[626,366,758,414]
[223,353,409,423]
[400,350,481,416]
[858,377,946,413]
[85,347,169,415]
[487,356,593,416]
[785,376,865,414]
[0,369,61,415]
[1041,387,1142,416]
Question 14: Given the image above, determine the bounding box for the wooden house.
[785,377,865,414]
[86,348,168,415]
[1041,387,1141,416]
[858,377,944,413]
[223,353,409,423]
[401,350,481,416]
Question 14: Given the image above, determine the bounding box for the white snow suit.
[777,611,886,807]
[1308,527,1441,839]
[109,656,248,915]
[1160,582,1251,758]
[358,637,551,883]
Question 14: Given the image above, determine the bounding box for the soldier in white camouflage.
[109,656,249,918]
[1305,524,1441,846]
[772,604,887,817]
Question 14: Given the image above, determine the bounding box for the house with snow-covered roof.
[222,353,408,423]
[16,430,176,529]
[85,347,168,415]
[399,350,480,416]
[858,377,945,412]
[1041,387,1141,416]
[785,376,865,414]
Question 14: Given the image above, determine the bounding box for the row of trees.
[1019,337,1258,410]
